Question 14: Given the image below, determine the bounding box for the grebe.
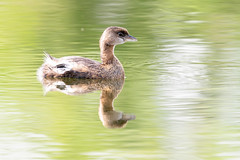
[37,26,137,79]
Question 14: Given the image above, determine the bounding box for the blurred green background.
[1,0,240,159]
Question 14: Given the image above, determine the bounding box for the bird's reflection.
[39,78,135,128]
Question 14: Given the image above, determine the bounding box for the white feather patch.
[43,51,57,66]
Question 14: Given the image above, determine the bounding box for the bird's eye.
[117,32,124,37]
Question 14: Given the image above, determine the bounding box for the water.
[1,0,240,159]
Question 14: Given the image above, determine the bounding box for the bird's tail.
[43,51,57,66]
[42,51,71,75]
[44,51,54,61]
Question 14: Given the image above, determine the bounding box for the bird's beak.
[125,35,137,42]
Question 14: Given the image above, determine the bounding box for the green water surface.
[1,0,240,159]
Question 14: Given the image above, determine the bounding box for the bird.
[37,26,137,80]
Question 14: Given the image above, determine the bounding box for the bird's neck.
[100,42,116,64]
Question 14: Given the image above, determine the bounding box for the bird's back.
[38,54,104,79]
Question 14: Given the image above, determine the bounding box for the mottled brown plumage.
[37,26,137,80]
